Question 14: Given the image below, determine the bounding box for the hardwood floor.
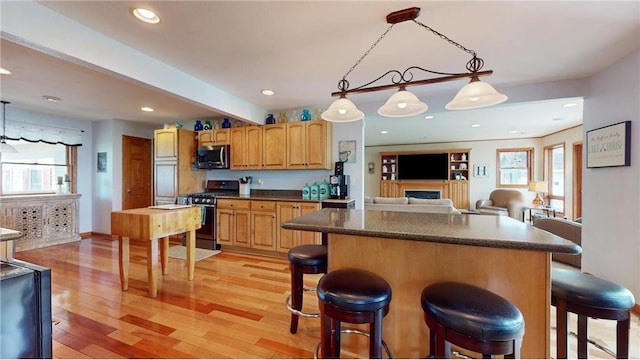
[15,236,640,359]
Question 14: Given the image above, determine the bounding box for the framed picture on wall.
[586,121,631,168]
[97,152,107,172]
[338,140,356,163]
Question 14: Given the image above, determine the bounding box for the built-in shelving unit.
[380,154,398,181]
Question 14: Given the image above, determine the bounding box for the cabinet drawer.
[217,199,250,210]
[251,200,276,211]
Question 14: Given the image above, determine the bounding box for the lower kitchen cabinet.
[216,199,250,247]
[276,201,321,253]
[250,201,277,251]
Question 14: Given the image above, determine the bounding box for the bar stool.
[316,268,392,359]
[421,282,525,358]
[552,268,635,359]
[286,244,327,334]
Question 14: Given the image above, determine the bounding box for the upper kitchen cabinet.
[198,129,230,146]
[286,120,332,169]
[230,126,263,169]
[153,128,204,204]
[262,123,287,170]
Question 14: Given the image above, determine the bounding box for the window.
[545,143,565,213]
[496,148,533,187]
[1,139,76,195]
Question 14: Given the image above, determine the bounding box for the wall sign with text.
[586,121,631,168]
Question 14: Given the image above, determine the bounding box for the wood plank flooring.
[15,236,640,359]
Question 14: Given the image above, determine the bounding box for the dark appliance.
[0,258,52,359]
[334,161,344,175]
[397,153,449,180]
[329,175,349,199]
[197,144,230,169]
[181,180,239,250]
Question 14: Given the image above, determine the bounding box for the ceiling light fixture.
[1,101,17,153]
[563,102,578,108]
[380,130,388,134]
[132,7,160,24]
[261,89,275,96]
[42,95,61,102]
[471,124,481,127]
[424,115,435,120]
[321,7,507,122]
[141,106,154,112]
[0,68,11,75]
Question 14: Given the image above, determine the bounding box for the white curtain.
[4,120,83,146]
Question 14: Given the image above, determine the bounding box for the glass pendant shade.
[378,90,428,117]
[445,78,508,110]
[321,97,364,122]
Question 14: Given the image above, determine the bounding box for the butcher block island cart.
[282,208,581,358]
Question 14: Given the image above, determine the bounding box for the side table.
[522,206,556,223]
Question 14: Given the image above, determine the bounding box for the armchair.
[532,216,582,268]
[475,189,524,219]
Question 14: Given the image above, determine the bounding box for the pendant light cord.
[1,100,9,142]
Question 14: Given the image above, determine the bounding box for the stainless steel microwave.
[197,145,230,169]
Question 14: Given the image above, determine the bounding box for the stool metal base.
[286,286,320,318]
[314,328,392,359]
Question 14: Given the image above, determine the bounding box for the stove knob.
[206,198,212,204]
[193,198,200,203]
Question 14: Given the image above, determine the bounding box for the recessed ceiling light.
[42,95,61,102]
[0,67,11,75]
[380,130,388,134]
[471,124,480,128]
[509,130,519,134]
[132,7,160,24]
[261,89,275,96]
[424,115,435,120]
[141,106,154,112]
[563,102,578,108]
[552,117,563,121]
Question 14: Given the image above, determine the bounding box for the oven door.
[182,205,218,250]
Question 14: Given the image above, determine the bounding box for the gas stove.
[188,180,239,206]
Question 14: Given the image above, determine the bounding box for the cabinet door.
[233,210,251,247]
[305,120,330,169]
[380,180,400,198]
[263,124,287,169]
[198,130,214,146]
[213,129,230,145]
[230,128,246,169]
[251,211,277,250]
[216,208,234,246]
[154,162,178,203]
[154,129,178,160]
[298,202,321,245]
[286,122,306,169]
[276,202,298,253]
[449,181,470,209]
[44,200,77,238]
[245,126,263,169]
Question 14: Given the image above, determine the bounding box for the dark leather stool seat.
[317,268,392,359]
[286,245,327,334]
[552,268,635,359]
[421,282,525,358]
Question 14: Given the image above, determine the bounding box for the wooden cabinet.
[449,151,470,180]
[262,123,287,169]
[154,128,204,204]
[381,154,398,181]
[0,194,81,252]
[250,201,277,251]
[230,126,263,169]
[216,199,251,247]
[276,201,321,253]
[286,120,332,169]
[449,181,469,209]
[380,180,400,197]
[198,129,229,146]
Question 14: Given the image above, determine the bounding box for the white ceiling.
[1,1,638,146]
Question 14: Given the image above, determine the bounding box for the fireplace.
[404,190,442,199]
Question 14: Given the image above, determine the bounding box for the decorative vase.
[194,120,204,131]
[221,118,231,128]
[266,114,276,124]
[203,120,212,130]
[278,112,288,123]
[301,109,312,121]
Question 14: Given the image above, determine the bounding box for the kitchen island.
[282,208,581,358]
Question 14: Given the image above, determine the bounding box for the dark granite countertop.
[217,191,355,204]
[281,208,582,254]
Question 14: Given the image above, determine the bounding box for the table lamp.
[528,181,548,206]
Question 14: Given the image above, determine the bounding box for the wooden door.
[263,124,287,169]
[305,120,328,169]
[198,130,214,146]
[573,142,583,220]
[245,126,263,169]
[154,162,177,204]
[298,202,321,245]
[122,135,152,210]
[230,128,246,169]
[216,208,234,246]
[251,210,277,250]
[154,128,178,160]
[214,129,230,145]
[233,209,251,247]
[276,202,298,252]
[286,122,306,169]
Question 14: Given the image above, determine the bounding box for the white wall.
[582,50,639,299]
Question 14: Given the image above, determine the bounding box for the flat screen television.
[397,153,449,180]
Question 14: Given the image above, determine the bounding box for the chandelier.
[321,7,508,122]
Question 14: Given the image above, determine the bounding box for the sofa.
[475,189,524,219]
[364,197,461,214]
[532,216,582,268]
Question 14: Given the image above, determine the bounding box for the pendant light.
[378,87,428,117]
[445,77,508,110]
[1,101,17,153]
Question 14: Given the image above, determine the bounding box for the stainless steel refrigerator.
[0,258,52,358]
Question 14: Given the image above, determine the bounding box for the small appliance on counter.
[330,161,349,199]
